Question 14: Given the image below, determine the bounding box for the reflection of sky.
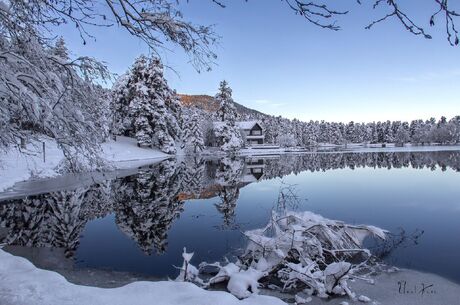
[77,166,460,283]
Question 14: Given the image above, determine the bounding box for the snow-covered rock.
[227,268,266,299]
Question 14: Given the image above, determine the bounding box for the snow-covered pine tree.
[261,116,276,144]
[330,122,344,145]
[383,120,394,143]
[213,80,243,151]
[111,73,133,137]
[52,37,69,61]
[215,80,237,123]
[345,121,355,144]
[394,124,410,146]
[129,55,156,147]
[302,121,318,146]
[183,110,205,153]
[111,56,181,153]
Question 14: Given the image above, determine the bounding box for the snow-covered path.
[0,136,169,193]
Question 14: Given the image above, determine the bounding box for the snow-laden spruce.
[181,109,205,153]
[112,55,181,154]
[212,81,243,151]
[176,209,387,301]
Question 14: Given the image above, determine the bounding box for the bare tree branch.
[366,0,432,39]
[282,0,348,30]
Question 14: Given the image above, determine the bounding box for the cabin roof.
[236,121,261,130]
[212,120,262,130]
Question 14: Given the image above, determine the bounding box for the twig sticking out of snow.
[182,247,194,281]
[175,247,203,285]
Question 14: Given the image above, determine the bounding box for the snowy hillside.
[179,94,266,119]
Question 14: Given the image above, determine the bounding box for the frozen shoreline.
[0,248,459,305]
[1,140,459,198]
[0,249,285,305]
[0,136,170,194]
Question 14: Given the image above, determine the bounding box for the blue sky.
[55,1,459,122]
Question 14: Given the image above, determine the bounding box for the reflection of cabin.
[242,158,265,182]
[177,157,266,200]
[209,121,265,147]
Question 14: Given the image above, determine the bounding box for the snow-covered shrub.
[237,210,386,299]
[186,208,387,301]
[278,134,297,148]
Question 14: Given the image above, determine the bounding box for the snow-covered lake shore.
[2,140,460,197]
[0,249,285,305]
[0,137,170,194]
[1,248,459,305]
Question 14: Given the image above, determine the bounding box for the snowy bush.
[190,209,387,300]
[278,134,297,148]
[178,193,387,302]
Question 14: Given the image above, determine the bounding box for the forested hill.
[178,94,266,118]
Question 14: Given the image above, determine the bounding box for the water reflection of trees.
[214,157,244,228]
[262,151,460,179]
[0,151,459,259]
[0,189,91,258]
[114,160,185,255]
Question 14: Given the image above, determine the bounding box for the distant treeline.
[255,115,460,147]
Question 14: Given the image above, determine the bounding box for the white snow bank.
[0,136,169,193]
[0,138,63,193]
[101,136,169,163]
[0,249,287,305]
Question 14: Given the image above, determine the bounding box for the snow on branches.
[0,29,110,171]
[182,109,205,154]
[177,185,387,301]
[213,81,243,152]
[216,80,238,124]
[111,55,181,154]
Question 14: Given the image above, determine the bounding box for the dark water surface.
[1,150,459,283]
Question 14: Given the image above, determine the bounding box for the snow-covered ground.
[0,249,286,305]
[0,136,169,193]
[102,136,169,163]
[1,248,460,305]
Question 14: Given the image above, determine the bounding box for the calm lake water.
[1,150,460,284]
